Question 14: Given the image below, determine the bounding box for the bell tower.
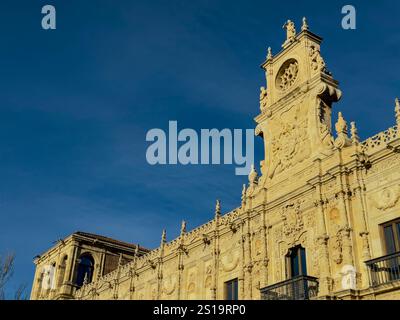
[255,18,342,181]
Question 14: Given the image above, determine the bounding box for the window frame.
[75,254,95,287]
[224,278,239,300]
[380,218,400,255]
[286,245,307,279]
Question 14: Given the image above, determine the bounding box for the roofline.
[33,231,150,263]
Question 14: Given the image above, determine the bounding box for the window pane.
[226,282,232,300]
[288,246,307,278]
[291,251,299,277]
[233,279,238,300]
[384,226,396,254]
[225,279,238,300]
[300,248,307,276]
[396,223,400,252]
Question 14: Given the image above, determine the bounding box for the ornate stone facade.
[31,19,400,300]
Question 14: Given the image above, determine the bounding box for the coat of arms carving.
[281,200,304,238]
[268,104,311,178]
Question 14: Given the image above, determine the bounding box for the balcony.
[366,252,400,287]
[260,275,319,300]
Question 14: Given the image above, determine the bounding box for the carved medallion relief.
[369,185,400,211]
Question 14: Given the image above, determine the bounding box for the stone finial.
[248,164,258,185]
[350,121,360,145]
[267,47,273,60]
[215,199,221,217]
[334,112,352,149]
[134,244,139,256]
[180,220,187,235]
[282,20,296,47]
[395,98,400,126]
[301,17,309,31]
[335,112,348,135]
[161,229,167,245]
[242,184,247,206]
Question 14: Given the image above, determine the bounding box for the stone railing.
[361,125,398,154]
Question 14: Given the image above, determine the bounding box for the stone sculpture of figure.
[259,86,268,113]
[301,17,309,31]
[283,20,296,45]
[267,47,272,60]
[180,220,187,235]
[310,46,326,73]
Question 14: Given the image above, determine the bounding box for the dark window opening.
[76,254,94,287]
[287,246,307,278]
[225,278,238,300]
[382,219,400,255]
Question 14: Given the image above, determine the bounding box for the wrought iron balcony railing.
[366,252,400,287]
[260,275,319,300]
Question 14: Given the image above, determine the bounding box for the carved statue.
[317,99,334,150]
[282,20,296,46]
[301,17,309,31]
[309,46,327,74]
[180,220,187,235]
[267,47,273,60]
[248,164,258,185]
[259,87,268,113]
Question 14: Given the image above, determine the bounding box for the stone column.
[157,230,166,299]
[315,183,332,296]
[239,221,245,300]
[353,165,372,288]
[261,214,270,289]
[177,222,187,300]
[30,262,42,299]
[337,190,354,267]
[60,242,78,296]
[242,213,253,299]
[211,234,219,299]
[66,242,78,283]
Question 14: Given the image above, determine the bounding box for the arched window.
[76,254,94,287]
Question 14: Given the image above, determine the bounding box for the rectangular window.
[225,278,238,300]
[287,246,307,278]
[381,219,400,255]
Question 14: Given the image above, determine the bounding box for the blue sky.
[0,0,399,297]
